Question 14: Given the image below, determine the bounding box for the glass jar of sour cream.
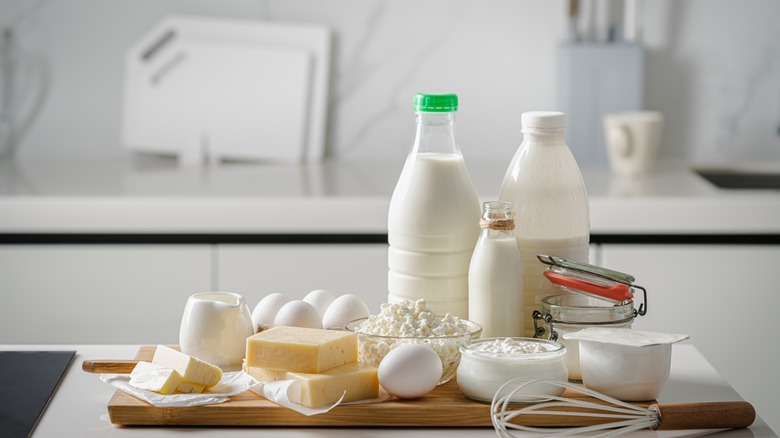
[456,337,567,403]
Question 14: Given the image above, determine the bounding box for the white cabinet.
[0,243,388,344]
[600,244,780,429]
[216,244,389,314]
[0,245,212,344]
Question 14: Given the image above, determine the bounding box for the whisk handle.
[650,402,755,430]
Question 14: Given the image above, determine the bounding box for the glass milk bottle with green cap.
[499,111,590,337]
[387,93,480,318]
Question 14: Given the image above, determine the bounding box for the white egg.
[251,293,291,331]
[302,289,336,318]
[273,300,323,329]
[321,294,370,329]
[378,344,442,399]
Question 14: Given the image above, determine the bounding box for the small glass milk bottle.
[468,201,524,338]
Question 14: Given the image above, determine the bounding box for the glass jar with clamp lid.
[532,254,648,381]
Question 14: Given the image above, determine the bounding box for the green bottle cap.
[413,93,458,112]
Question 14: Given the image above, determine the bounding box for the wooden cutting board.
[97,346,652,427]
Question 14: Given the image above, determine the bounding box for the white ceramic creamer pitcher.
[179,292,255,367]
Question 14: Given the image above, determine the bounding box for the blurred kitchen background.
[2,0,780,433]
[2,0,778,165]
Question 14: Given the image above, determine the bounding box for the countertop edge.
[2,195,780,235]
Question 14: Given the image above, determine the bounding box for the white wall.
[2,0,779,164]
[641,1,780,163]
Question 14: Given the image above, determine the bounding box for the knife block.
[122,16,331,165]
[556,43,645,166]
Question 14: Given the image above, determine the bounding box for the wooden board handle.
[82,360,139,374]
[651,402,755,430]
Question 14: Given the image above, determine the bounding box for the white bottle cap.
[521,111,565,133]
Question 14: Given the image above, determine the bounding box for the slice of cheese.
[151,345,222,387]
[241,361,288,381]
[245,326,357,373]
[129,361,182,395]
[244,362,379,408]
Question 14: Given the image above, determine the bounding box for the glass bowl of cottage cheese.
[345,299,482,385]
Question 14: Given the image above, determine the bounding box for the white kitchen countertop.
[2,343,774,438]
[1,156,779,235]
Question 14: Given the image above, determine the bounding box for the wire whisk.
[491,378,755,438]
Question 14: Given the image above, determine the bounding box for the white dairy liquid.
[468,237,524,338]
[500,125,591,337]
[499,135,590,241]
[388,152,480,318]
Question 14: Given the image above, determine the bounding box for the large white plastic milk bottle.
[387,93,481,318]
[499,111,590,337]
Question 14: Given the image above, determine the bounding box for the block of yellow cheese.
[151,345,222,387]
[129,361,182,395]
[245,326,357,373]
[244,362,378,408]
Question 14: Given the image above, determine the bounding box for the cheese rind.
[151,345,222,387]
[129,361,183,394]
[245,326,357,373]
[244,362,379,408]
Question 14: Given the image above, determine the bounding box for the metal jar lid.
[533,255,649,340]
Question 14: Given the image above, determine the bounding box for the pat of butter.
[152,345,222,388]
[129,361,182,394]
[245,326,357,373]
[244,362,378,408]
[176,380,206,393]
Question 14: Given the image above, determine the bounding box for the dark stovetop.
[0,351,76,438]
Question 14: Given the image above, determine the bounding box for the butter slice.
[151,345,222,387]
[176,381,206,393]
[129,361,182,394]
[245,326,357,373]
[244,362,378,408]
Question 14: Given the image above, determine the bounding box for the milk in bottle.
[387,93,480,318]
[468,201,525,338]
[499,111,590,336]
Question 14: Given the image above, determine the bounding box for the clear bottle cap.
[521,111,565,133]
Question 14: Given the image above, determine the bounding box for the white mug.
[603,111,663,177]
[179,292,255,367]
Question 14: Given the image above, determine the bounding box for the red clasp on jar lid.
[537,255,647,316]
[542,271,633,303]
